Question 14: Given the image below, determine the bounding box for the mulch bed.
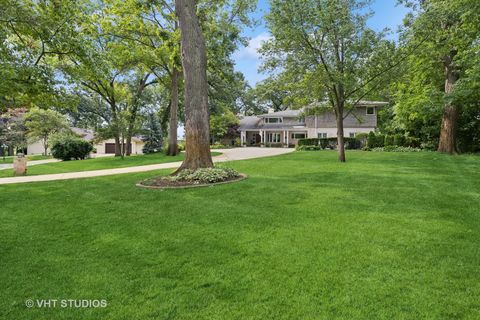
[136,173,247,190]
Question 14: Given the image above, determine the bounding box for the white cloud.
[235,33,271,60]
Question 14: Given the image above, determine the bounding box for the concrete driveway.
[0,147,294,185]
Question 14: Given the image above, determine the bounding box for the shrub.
[51,135,93,161]
[296,145,321,151]
[168,167,240,184]
[393,134,405,147]
[355,132,369,141]
[371,146,422,152]
[367,132,384,148]
[384,135,394,146]
[210,141,228,149]
[345,137,362,150]
[405,136,421,148]
[298,138,320,146]
[297,137,361,150]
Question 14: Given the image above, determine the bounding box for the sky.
[233,0,411,86]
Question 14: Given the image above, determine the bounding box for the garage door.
[105,143,116,154]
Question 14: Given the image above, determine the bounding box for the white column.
[286,131,289,146]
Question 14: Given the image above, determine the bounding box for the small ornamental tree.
[24,108,70,155]
[210,111,240,143]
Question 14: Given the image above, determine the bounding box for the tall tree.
[398,0,480,153]
[262,0,399,162]
[0,0,80,109]
[102,0,182,156]
[175,0,213,170]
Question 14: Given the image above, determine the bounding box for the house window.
[318,133,327,138]
[349,132,356,138]
[298,117,305,124]
[265,117,283,124]
[267,133,281,143]
[291,132,306,139]
[366,107,375,115]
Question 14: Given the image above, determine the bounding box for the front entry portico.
[241,130,307,147]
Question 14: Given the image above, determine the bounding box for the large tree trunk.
[175,0,213,171]
[43,137,48,156]
[167,68,180,156]
[126,136,132,156]
[336,107,346,163]
[114,135,121,157]
[438,56,459,154]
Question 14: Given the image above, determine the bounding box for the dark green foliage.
[367,132,385,148]
[345,138,362,150]
[51,136,93,161]
[298,137,361,150]
[384,135,395,147]
[298,138,320,146]
[371,146,422,152]
[142,113,163,154]
[393,134,405,147]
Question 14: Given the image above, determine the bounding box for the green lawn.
[0,153,182,177]
[0,152,222,177]
[1,151,479,319]
[0,154,52,163]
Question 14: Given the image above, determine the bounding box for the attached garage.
[104,143,116,154]
[95,139,145,155]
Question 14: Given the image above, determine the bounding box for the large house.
[239,101,388,147]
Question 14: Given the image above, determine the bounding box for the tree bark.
[114,135,121,157]
[175,0,213,171]
[336,105,346,163]
[167,68,180,156]
[438,55,459,154]
[43,137,48,156]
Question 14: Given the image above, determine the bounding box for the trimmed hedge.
[297,137,362,150]
[51,136,93,161]
[366,132,421,149]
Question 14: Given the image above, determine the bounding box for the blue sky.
[233,0,410,86]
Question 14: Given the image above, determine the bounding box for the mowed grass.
[0,152,222,177]
[0,154,52,163]
[1,151,479,319]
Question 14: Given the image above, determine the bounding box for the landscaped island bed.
[1,151,479,319]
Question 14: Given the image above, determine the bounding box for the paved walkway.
[0,148,294,185]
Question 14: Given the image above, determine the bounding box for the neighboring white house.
[238,100,388,147]
[27,127,145,155]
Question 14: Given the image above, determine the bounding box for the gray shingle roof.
[257,109,303,118]
[239,116,262,130]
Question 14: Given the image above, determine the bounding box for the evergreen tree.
[142,113,163,154]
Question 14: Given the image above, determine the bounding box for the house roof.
[239,116,261,130]
[257,109,303,118]
[308,100,389,108]
[354,100,389,106]
[71,127,95,141]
